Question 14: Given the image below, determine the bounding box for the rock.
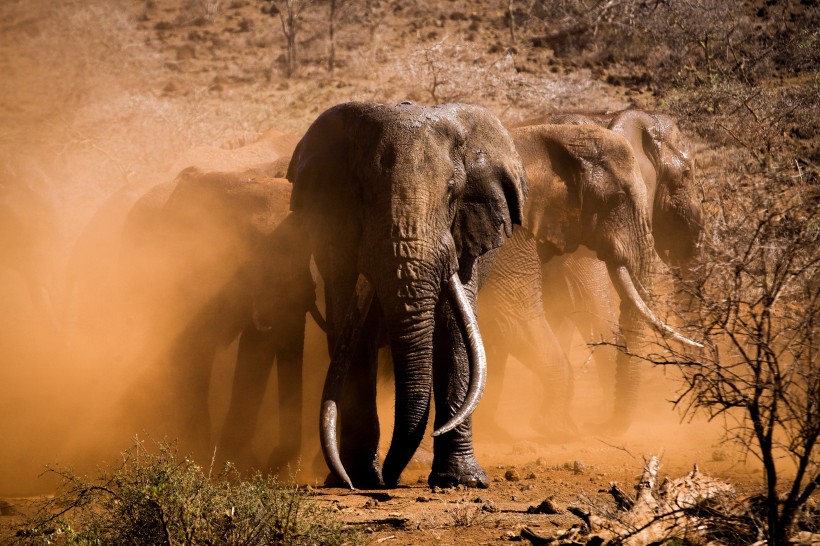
[482,501,499,513]
[527,498,562,515]
[505,469,521,481]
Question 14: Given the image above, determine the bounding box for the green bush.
[12,439,359,546]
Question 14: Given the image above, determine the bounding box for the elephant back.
[169,130,300,177]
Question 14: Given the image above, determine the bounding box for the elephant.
[168,128,300,177]
[287,101,528,489]
[117,164,321,470]
[476,122,701,440]
[64,128,299,344]
[511,110,704,433]
[515,109,703,268]
[0,155,60,329]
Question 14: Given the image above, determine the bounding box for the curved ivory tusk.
[320,273,375,490]
[609,265,704,349]
[432,273,488,437]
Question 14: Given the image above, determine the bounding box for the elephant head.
[512,124,700,347]
[288,101,527,488]
[607,110,703,268]
[513,109,704,269]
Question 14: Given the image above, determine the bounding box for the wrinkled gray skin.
[287,101,527,489]
[485,110,703,434]
[0,156,59,329]
[120,167,316,469]
[479,124,662,439]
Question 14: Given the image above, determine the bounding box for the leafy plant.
[12,439,360,546]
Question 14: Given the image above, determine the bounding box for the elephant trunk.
[320,230,489,489]
[379,234,487,486]
[380,300,436,487]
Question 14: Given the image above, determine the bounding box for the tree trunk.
[328,0,336,73]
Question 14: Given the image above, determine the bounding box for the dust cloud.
[0,0,721,496]
[0,0,320,495]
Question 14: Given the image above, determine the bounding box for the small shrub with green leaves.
[12,439,360,546]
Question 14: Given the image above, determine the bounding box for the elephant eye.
[447,178,456,191]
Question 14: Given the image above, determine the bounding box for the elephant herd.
[2,101,704,491]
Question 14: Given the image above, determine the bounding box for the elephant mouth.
[319,269,487,490]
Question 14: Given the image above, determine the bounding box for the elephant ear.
[451,106,528,261]
[287,104,364,245]
[610,110,662,172]
[521,125,588,256]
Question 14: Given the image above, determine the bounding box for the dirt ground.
[0,0,815,543]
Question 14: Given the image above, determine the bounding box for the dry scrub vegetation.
[0,0,818,544]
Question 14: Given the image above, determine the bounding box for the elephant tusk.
[320,273,375,490]
[608,265,703,349]
[432,273,488,437]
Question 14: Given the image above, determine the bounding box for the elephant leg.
[607,309,643,434]
[487,231,577,442]
[166,325,221,460]
[167,287,247,461]
[219,323,277,470]
[572,310,618,421]
[333,304,382,488]
[267,314,307,473]
[429,254,495,489]
[473,295,514,442]
[509,315,578,441]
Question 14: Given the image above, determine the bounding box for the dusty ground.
[299,363,761,544]
[0,0,815,543]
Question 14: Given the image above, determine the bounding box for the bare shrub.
[446,501,488,528]
[514,1,818,93]
[388,38,617,115]
[634,144,819,545]
[262,0,318,78]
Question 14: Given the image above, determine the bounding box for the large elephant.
[514,110,703,432]
[118,165,319,469]
[477,123,701,439]
[287,101,528,489]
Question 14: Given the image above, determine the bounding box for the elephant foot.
[531,412,581,444]
[267,446,301,475]
[324,463,384,490]
[428,456,489,489]
[585,415,631,437]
